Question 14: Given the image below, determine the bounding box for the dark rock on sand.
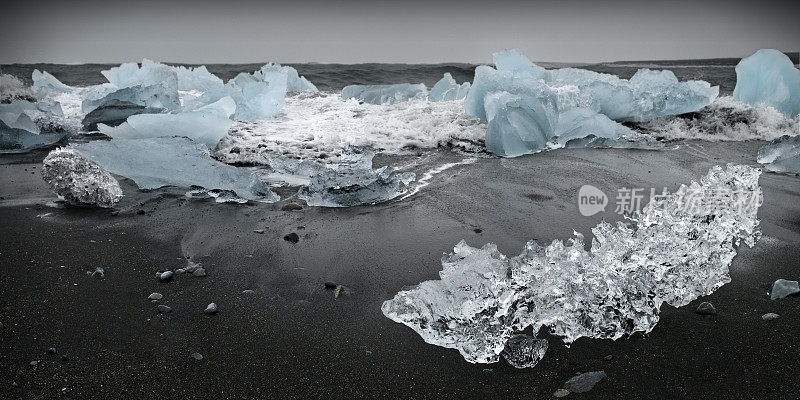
[204,303,218,315]
[158,271,174,282]
[324,281,338,289]
[193,268,206,277]
[281,203,303,211]
[553,388,570,398]
[81,99,163,131]
[762,313,779,321]
[191,352,203,360]
[157,305,172,314]
[148,292,163,300]
[695,302,717,315]
[48,347,56,354]
[564,371,607,393]
[284,233,300,243]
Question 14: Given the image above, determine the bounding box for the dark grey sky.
[2,0,798,64]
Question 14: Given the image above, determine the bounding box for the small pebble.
[242,290,255,295]
[365,350,373,356]
[554,389,570,398]
[0,322,4,330]
[30,360,39,366]
[191,352,203,360]
[762,313,779,321]
[482,368,493,373]
[48,347,57,355]
[193,268,206,277]
[175,269,186,274]
[333,285,351,298]
[204,303,218,315]
[157,305,172,314]
[61,355,69,362]
[283,233,300,243]
[473,228,483,234]
[281,203,303,211]
[253,229,265,234]
[564,371,606,393]
[158,271,174,282]
[324,281,338,289]
[603,355,613,361]
[695,302,716,315]
[148,293,163,300]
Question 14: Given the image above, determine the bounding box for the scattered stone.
[281,203,303,211]
[762,313,779,321]
[136,209,145,215]
[61,355,69,362]
[604,355,613,361]
[157,305,172,314]
[253,229,265,234]
[30,360,39,366]
[12,382,18,388]
[88,267,105,279]
[695,302,717,315]
[242,290,255,295]
[333,285,351,298]
[48,347,57,355]
[482,368,493,373]
[158,271,174,282]
[283,233,300,243]
[553,389,570,398]
[365,350,373,356]
[770,279,800,300]
[473,228,483,234]
[190,352,203,360]
[148,293,163,301]
[176,268,186,274]
[193,268,206,277]
[564,371,606,393]
[324,281,338,289]
[204,303,218,315]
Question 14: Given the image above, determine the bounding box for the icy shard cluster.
[757,135,800,174]
[72,137,279,203]
[428,73,470,102]
[342,83,427,105]
[382,164,762,366]
[469,49,718,157]
[42,148,122,207]
[268,149,415,207]
[1,99,70,153]
[32,70,72,99]
[734,49,800,118]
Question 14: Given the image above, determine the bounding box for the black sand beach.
[2,142,799,399]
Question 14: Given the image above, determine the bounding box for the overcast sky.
[2,0,798,64]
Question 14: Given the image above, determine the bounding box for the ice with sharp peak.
[257,63,318,92]
[173,65,225,92]
[0,99,71,153]
[101,59,179,90]
[72,136,279,203]
[493,49,549,79]
[32,70,72,99]
[465,65,550,122]
[185,69,287,121]
[733,49,800,118]
[757,135,800,174]
[341,83,427,105]
[382,164,762,365]
[428,73,471,102]
[81,83,181,114]
[484,91,558,157]
[268,149,415,207]
[42,148,122,207]
[81,99,164,131]
[98,97,235,147]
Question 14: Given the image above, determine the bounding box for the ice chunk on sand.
[0,100,70,153]
[770,279,800,300]
[428,73,470,102]
[32,70,71,99]
[81,99,164,131]
[72,137,279,203]
[500,335,548,369]
[382,164,762,364]
[564,371,607,393]
[257,63,317,92]
[757,135,800,174]
[554,106,660,149]
[734,49,800,118]
[98,97,235,147]
[42,148,122,207]
[268,149,415,207]
[465,65,550,122]
[0,120,68,153]
[82,83,181,114]
[493,49,548,79]
[484,91,558,157]
[341,83,427,105]
[185,71,286,121]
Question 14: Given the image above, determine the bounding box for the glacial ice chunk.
[42,148,122,207]
[770,279,800,300]
[257,63,317,92]
[484,91,558,157]
[268,149,415,207]
[564,371,607,393]
[554,107,660,149]
[733,49,800,118]
[32,70,71,99]
[428,73,470,102]
[185,71,286,121]
[382,164,762,364]
[0,120,68,153]
[757,135,800,174]
[98,97,235,147]
[101,59,179,91]
[72,137,279,202]
[0,99,70,153]
[493,49,548,79]
[81,83,181,114]
[341,83,427,105]
[173,65,225,92]
[464,65,551,122]
[81,99,164,131]
[500,335,548,369]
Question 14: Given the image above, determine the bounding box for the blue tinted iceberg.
[32,70,71,99]
[82,84,181,114]
[757,135,800,173]
[72,137,279,202]
[465,65,550,122]
[81,100,164,131]
[257,63,317,92]
[428,73,470,102]
[733,49,800,118]
[341,83,427,105]
[185,70,287,121]
[484,91,558,157]
[0,100,70,153]
[98,97,235,147]
[101,59,178,90]
[493,49,548,79]
[173,65,224,92]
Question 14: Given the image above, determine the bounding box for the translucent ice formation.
[81,99,164,131]
[484,91,558,157]
[101,59,179,90]
[382,164,762,365]
[173,65,225,92]
[341,83,427,105]
[0,100,70,153]
[465,65,550,122]
[72,137,279,202]
[0,120,68,153]
[428,73,470,102]
[185,70,287,121]
[256,63,317,92]
[82,83,181,114]
[733,49,800,118]
[98,97,235,147]
[42,148,122,207]
[268,149,415,207]
[32,70,72,99]
[493,49,549,78]
[756,135,800,174]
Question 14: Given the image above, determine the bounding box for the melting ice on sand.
[382,164,762,366]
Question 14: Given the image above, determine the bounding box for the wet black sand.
[1,141,799,399]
